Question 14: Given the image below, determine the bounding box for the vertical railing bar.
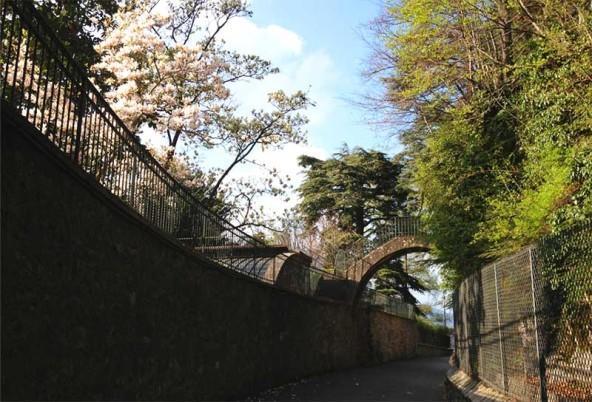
[97,115,108,184]
[86,93,98,171]
[1,3,17,98]
[120,145,130,203]
[493,263,506,392]
[65,70,79,156]
[96,111,109,184]
[122,142,132,200]
[154,174,162,230]
[24,27,38,120]
[17,21,32,112]
[45,51,59,138]
[72,79,86,162]
[87,100,99,173]
[51,64,64,143]
[53,65,65,143]
[32,39,47,127]
[0,0,9,57]
[9,12,23,104]
[58,59,72,149]
[114,135,123,197]
[528,247,547,402]
[159,176,168,231]
[156,175,165,230]
[79,91,92,170]
[104,117,117,189]
[130,156,138,210]
[38,42,52,134]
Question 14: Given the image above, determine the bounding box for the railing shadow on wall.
[0,0,417,319]
[453,223,592,402]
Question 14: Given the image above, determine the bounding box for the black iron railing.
[361,288,415,320]
[0,0,282,280]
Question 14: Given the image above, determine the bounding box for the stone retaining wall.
[1,111,419,401]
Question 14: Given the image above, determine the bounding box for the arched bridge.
[314,217,431,304]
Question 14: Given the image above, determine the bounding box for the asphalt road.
[243,357,450,402]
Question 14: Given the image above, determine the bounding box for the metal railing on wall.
[282,217,425,276]
[362,288,415,320]
[453,222,592,401]
[0,0,418,319]
[0,0,306,286]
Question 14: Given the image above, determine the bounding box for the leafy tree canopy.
[297,146,409,236]
[90,0,311,229]
[366,0,592,286]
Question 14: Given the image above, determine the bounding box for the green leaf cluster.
[538,221,592,357]
[375,0,592,286]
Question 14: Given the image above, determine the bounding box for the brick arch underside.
[350,236,431,304]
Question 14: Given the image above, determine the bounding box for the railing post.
[493,263,507,392]
[529,247,548,402]
[73,79,86,163]
[130,156,138,209]
[201,214,206,252]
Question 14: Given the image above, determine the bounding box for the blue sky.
[140,0,404,214]
[248,0,399,154]
[201,0,405,216]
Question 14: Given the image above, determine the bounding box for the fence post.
[130,156,138,209]
[529,247,548,402]
[73,80,86,163]
[493,263,507,392]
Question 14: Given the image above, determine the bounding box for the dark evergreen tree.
[297,147,409,236]
[374,258,427,314]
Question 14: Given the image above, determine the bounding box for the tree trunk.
[496,0,513,82]
[354,207,365,236]
[163,129,182,170]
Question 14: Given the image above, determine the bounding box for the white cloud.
[221,18,303,61]
[219,17,340,126]
[226,49,339,127]
[199,17,341,220]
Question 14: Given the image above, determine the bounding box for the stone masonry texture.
[1,112,419,401]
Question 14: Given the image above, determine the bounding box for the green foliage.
[538,222,592,358]
[477,144,573,256]
[416,316,450,348]
[298,146,408,236]
[38,0,119,83]
[374,258,428,311]
[370,0,592,285]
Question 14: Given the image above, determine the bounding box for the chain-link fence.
[453,222,592,401]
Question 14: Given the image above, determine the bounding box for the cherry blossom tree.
[93,0,312,229]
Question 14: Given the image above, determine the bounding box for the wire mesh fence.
[453,222,592,401]
[0,0,417,319]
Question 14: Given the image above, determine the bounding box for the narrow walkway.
[245,357,449,401]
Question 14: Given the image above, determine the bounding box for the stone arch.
[263,252,313,294]
[347,235,430,304]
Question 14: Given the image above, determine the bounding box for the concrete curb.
[445,367,513,402]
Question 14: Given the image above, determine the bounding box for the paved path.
[244,357,450,401]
